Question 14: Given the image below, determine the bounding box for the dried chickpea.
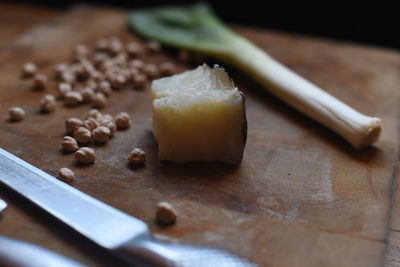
[73,44,89,59]
[74,147,95,164]
[58,167,75,183]
[159,62,175,76]
[146,40,161,53]
[80,87,96,103]
[129,67,140,78]
[75,61,94,79]
[92,52,108,66]
[109,37,123,55]
[33,74,48,90]
[113,52,128,67]
[61,136,79,152]
[100,119,116,135]
[83,117,100,131]
[156,202,177,225]
[86,109,102,120]
[132,73,147,88]
[85,79,98,90]
[22,62,37,77]
[65,91,83,106]
[100,114,113,122]
[126,42,142,58]
[120,69,131,81]
[90,70,105,83]
[60,71,76,84]
[57,82,72,99]
[98,60,115,73]
[106,71,126,89]
[65,117,83,134]
[128,148,146,165]
[40,94,56,113]
[129,59,144,70]
[73,127,92,144]
[92,126,111,143]
[8,107,25,121]
[115,112,131,129]
[142,64,159,79]
[97,80,112,96]
[82,58,94,69]
[54,63,68,78]
[95,38,109,51]
[92,92,107,109]
[69,63,80,76]
[98,114,111,123]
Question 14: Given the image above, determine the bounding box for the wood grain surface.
[0,5,400,267]
[0,3,60,46]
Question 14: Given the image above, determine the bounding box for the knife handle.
[0,235,86,267]
[116,234,257,267]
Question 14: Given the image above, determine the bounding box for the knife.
[0,235,86,267]
[0,198,6,212]
[0,148,256,267]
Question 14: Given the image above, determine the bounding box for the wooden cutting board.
[0,5,399,267]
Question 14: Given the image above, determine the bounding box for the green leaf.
[127,3,237,55]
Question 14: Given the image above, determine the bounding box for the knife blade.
[0,235,86,267]
[0,198,6,212]
[0,148,256,267]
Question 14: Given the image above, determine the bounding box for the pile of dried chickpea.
[17,36,176,115]
[61,108,145,166]
[9,36,190,225]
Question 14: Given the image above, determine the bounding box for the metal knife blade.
[0,147,148,249]
[0,148,256,267]
[0,198,6,212]
[0,235,86,267]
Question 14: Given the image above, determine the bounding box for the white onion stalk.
[226,38,382,148]
[129,4,382,148]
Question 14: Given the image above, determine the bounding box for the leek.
[127,3,382,149]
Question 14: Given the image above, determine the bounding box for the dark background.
[6,0,400,50]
